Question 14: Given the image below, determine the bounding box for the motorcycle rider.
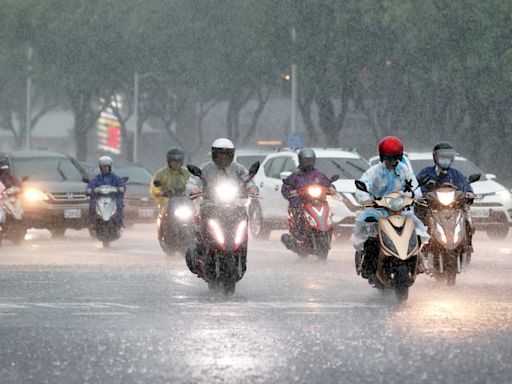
[0,158,21,189]
[416,142,475,251]
[186,138,258,275]
[86,156,126,232]
[150,148,191,212]
[280,148,336,250]
[354,136,429,279]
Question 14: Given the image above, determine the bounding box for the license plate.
[471,208,490,218]
[138,208,155,218]
[64,208,82,219]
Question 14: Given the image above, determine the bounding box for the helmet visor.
[381,154,403,163]
[212,148,234,168]
[300,158,315,171]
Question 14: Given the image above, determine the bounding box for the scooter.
[89,179,127,248]
[282,175,339,260]
[417,173,480,285]
[153,180,196,256]
[185,162,259,296]
[2,186,26,245]
[355,180,425,304]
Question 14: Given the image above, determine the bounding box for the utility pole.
[25,45,33,150]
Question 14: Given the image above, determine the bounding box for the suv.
[369,153,512,239]
[250,148,369,239]
[3,150,90,237]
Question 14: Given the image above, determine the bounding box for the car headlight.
[307,185,322,198]
[23,188,49,201]
[496,189,512,199]
[436,191,455,206]
[174,206,193,219]
[215,183,239,202]
[385,196,405,211]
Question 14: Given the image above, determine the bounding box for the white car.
[369,153,512,239]
[249,148,369,240]
[234,148,272,170]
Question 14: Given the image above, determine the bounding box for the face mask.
[437,158,453,170]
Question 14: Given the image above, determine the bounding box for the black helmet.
[433,142,457,171]
[211,138,235,168]
[0,156,9,172]
[167,148,185,164]
[298,148,316,171]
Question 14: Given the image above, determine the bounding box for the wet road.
[0,225,511,383]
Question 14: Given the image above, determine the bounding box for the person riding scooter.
[185,138,258,279]
[416,142,475,252]
[87,156,126,234]
[354,136,429,280]
[280,148,336,253]
[0,158,21,189]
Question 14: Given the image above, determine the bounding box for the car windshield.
[236,155,268,169]
[315,157,369,179]
[115,165,152,184]
[410,159,483,177]
[13,157,84,182]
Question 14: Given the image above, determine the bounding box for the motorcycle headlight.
[234,220,247,245]
[307,185,322,198]
[436,222,448,243]
[215,184,239,202]
[174,206,193,219]
[407,234,418,254]
[208,219,225,245]
[436,191,455,206]
[385,196,405,211]
[381,231,398,255]
[23,188,49,201]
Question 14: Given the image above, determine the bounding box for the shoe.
[281,233,294,250]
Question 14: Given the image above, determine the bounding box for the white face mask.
[437,157,453,170]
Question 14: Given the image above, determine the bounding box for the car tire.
[249,202,271,240]
[486,224,509,240]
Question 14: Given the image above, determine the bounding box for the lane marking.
[72,312,130,316]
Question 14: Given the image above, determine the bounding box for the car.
[233,148,272,170]
[369,153,512,239]
[250,148,369,240]
[113,163,159,225]
[3,150,90,237]
[85,162,159,225]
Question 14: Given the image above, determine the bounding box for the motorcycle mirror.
[187,164,202,178]
[248,161,260,177]
[330,174,340,182]
[280,171,292,180]
[153,179,162,187]
[468,173,481,183]
[122,176,130,183]
[354,180,368,192]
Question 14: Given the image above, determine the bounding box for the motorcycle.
[88,178,127,248]
[185,161,260,296]
[153,180,196,256]
[417,173,480,285]
[282,175,339,260]
[355,180,425,304]
[2,186,26,245]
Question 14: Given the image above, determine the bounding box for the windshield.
[113,166,152,184]
[13,157,84,182]
[410,159,483,177]
[315,158,369,179]
[236,155,267,169]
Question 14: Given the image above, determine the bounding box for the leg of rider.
[464,205,474,251]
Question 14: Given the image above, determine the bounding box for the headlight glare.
[23,188,48,201]
[436,191,455,206]
[307,185,322,198]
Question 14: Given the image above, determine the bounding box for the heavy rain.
[0,1,511,383]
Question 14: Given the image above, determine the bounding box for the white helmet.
[98,156,113,171]
[211,138,235,168]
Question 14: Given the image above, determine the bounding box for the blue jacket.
[87,172,126,223]
[416,166,473,194]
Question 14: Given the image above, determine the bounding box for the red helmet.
[378,136,403,162]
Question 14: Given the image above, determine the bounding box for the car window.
[315,157,369,179]
[282,158,296,173]
[236,155,267,170]
[410,159,483,176]
[267,157,287,179]
[13,157,84,182]
[115,166,152,184]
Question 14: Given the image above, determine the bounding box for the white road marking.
[72,312,130,316]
